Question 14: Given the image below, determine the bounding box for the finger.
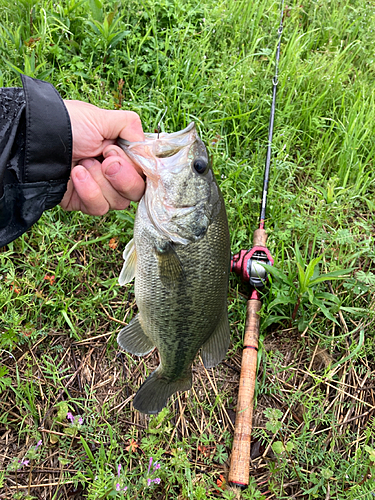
[102,156,145,202]
[71,165,109,215]
[60,178,75,210]
[102,144,128,160]
[79,158,134,210]
[100,109,144,143]
[102,144,145,178]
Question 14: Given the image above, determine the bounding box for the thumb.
[99,109,145,143]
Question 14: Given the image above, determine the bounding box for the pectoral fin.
[117,314,154,356]
[119,238,137,285]
[201,311,230,368]
[155,242,185,288]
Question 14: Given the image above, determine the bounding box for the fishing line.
[260,0,284,229]
[157,106,168,139]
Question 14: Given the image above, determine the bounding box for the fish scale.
[117,122,230,414]
[136,202,229,376]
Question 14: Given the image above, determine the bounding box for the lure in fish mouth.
[117,122,231,414]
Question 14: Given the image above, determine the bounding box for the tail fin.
[133,368,192,415]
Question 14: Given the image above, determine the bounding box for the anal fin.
[117,314,154,356]
[201,311,230,368]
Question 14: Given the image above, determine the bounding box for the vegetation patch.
[1,0,375,498]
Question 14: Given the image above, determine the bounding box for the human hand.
[60,100,145,215]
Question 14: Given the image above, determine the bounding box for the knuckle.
[104,144,125,157]
[125,111,143,131]
[125,110,141,122]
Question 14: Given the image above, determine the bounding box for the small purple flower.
[35,439,43,449]
[146,457,162,487]
[67,412,84,426]
[115,464,127,493]
[147,477,161,486]
[18,459,29,468]
[115,481,127,492]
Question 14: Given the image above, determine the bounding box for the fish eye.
[193,158,208,174]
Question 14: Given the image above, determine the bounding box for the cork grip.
[253,228,267,247]
[228,299,262,486]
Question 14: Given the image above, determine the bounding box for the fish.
[116,122,230,415]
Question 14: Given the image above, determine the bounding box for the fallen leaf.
[125,438,139,453]
[50,433,59,444]
[198,444,212,457]
[198,444,216,458]
[109,238,118,250]
[216,474,226,491]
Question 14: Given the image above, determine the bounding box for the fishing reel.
[231,245,273,289]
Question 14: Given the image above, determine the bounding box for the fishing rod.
[228,0,284,488]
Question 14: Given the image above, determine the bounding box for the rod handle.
[253,228,267,247]
[228,298,262,487]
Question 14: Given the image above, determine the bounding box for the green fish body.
[117,123,230,414]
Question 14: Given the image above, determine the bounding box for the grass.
[0,0,375,498]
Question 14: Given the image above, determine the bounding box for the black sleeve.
[0,75,72,247]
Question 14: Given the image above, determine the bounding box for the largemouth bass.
[117,122,230,414]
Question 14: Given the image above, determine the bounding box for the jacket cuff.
[0,77,72,247]
[21,74,72,182]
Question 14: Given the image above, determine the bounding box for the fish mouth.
[117,122,200,180]
[117,123,198,165]
[118,122,196,149]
